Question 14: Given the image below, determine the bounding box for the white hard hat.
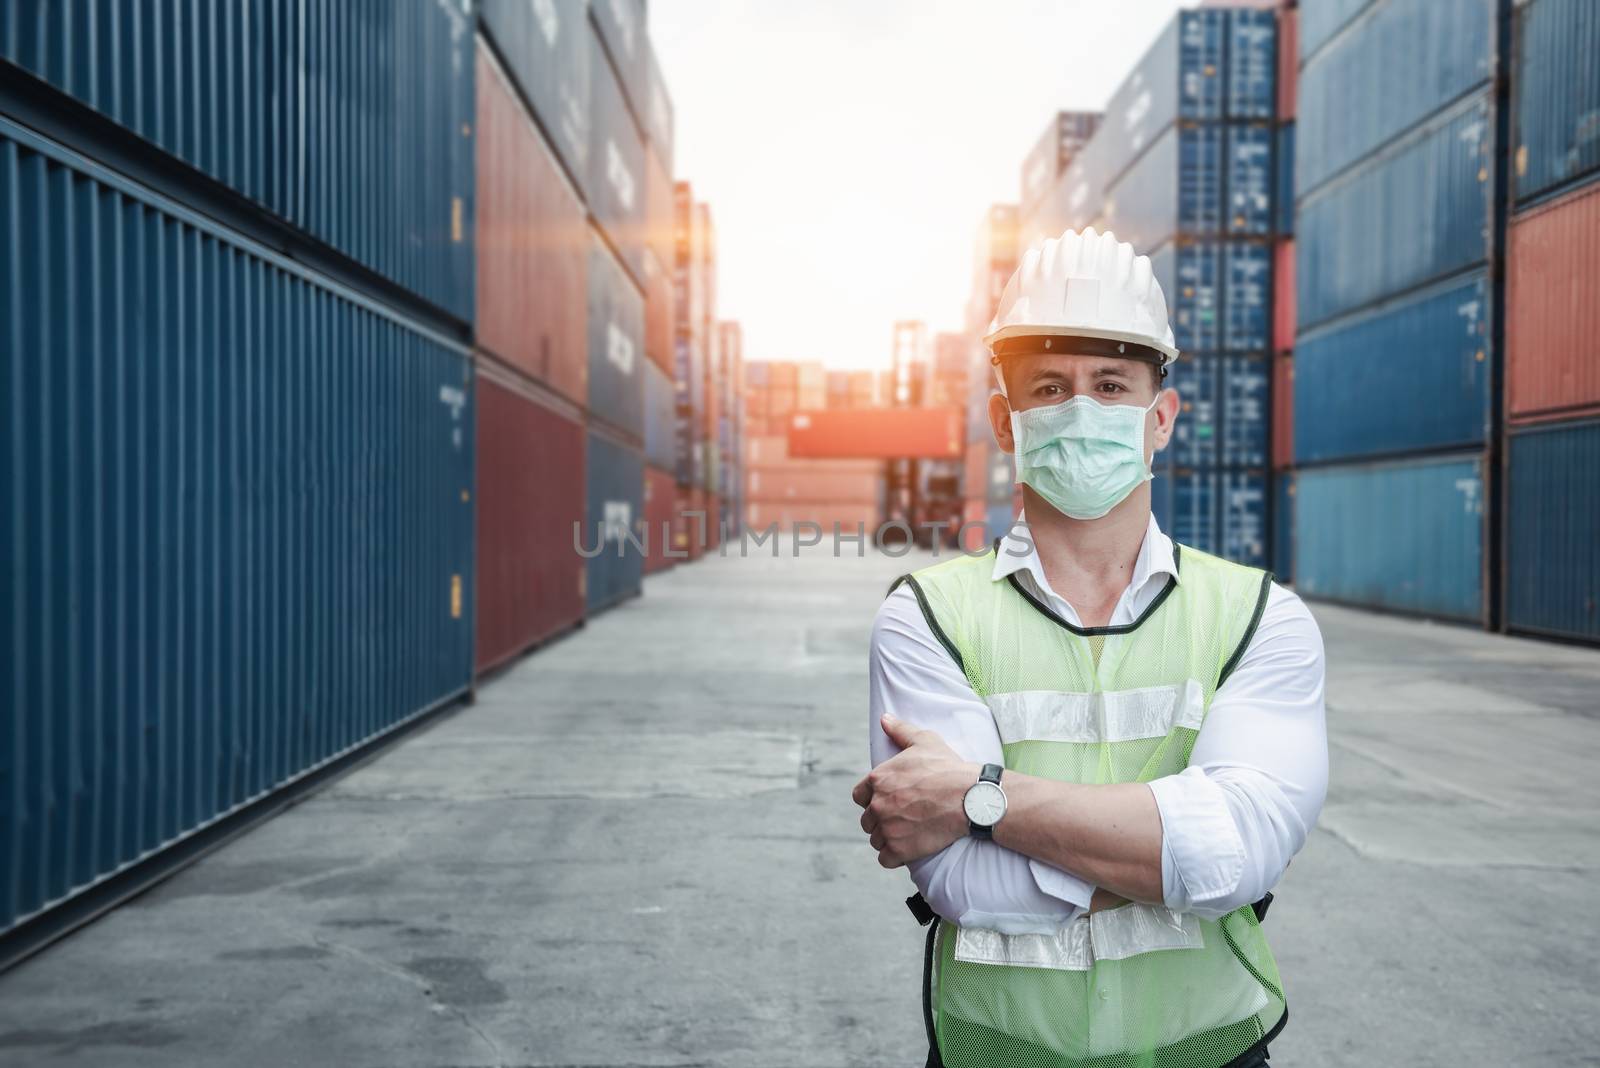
[983,226,1178,394]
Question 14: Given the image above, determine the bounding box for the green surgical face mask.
[1009,392,1160,520]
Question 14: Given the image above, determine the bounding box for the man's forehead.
[1013,352,1140,377]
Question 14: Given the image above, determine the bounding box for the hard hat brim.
[982,323,1179,366]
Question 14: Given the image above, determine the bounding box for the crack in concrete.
[308,935,506,1066]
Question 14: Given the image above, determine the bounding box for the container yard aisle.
[3,550,1600,1067]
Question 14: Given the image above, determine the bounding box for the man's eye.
[1099,382,1124,394]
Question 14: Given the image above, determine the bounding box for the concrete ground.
[2,542,1599,1067]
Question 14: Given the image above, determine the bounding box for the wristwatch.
[963,763,1007,839]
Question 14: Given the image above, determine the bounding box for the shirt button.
[1097,989,1111,1002]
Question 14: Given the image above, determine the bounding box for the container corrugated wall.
[1295,93,1496,331]
[644,359,676,471]
[1,0,477,322]
[474,373,585,674]
[1293,454,1485,620]
[591,0,648,130]
[477,0,591,195]
[475,37,588,406]
[588,23,646,284]
[643,465,679,575]
[1511,0,1600,204]
[585,431,645,612]
[1294,272,1493,462]
[1505,420,1600,642]
[1505,182,1600,422]
[1295,0,1496,198]
[588,228,645,439]
[0,122,474,935]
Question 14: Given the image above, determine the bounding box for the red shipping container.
[643,250,673,374]
[746,465,883,503]
[1272,355,1294,469]
[787,407,964,460]
[644,466,679,574]
[1273,239,1296,354]
[475,372,586,675]
[676,486,708,560]
[1507,181,1600,423]
[475,42,587,404]
[1278,8,1297,121]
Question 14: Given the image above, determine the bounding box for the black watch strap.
[968,764,1005,839]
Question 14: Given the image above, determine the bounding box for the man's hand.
[852,713,978,868]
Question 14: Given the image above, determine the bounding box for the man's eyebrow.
[1091,364,1133,378]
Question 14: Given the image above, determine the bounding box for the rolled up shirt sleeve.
[870,585,1094,932]
[1146,582,1328,919]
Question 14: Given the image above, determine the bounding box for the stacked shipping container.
[963,206,1023,547]
[744,361,886,533]
[1,2,478,944]
[1291,0,1506,622]
[1502,0,1600,643]
[1050,6,1280,567]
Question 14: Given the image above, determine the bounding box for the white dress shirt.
[868,513,1327,932]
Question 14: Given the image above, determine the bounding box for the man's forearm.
[991,772,1165,906]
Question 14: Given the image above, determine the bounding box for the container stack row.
[1037,6,1281,567]
[2,1,478,940]
[743,361,886,533]
[0,0,736,945]
[961,205,1025,548]
[1501,0,1600,643]
[672,185,741,555]
[1289,0,1505,623]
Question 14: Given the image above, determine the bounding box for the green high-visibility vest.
[896,542,1286,1068]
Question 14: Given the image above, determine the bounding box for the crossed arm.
[852,583,1328,929]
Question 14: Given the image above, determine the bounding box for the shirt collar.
[991,511,1179,590]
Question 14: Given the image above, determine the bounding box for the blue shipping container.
[588,24,646,283]
[1222,242,1271,352]
[1104,124,1224,251]
[986,503,1019,546]
[1220,356,1270,468]
[1296,93,1495,331]
[1227,125,1275,236]
[588,230,645,439]
[1294,272,1492,463]
[1297,0,1497,198]
[644,359,675,470]
[1273,471,1295,584]
[585,431,645,612]
[1,0,477,323]
[1151,242,1220,353]
[1506,419,1600,642]
[1096,10,1275,182]
[1294,453,1485,620]
[1151,241,1270,354]
[1513,0,1600,204]
[479,0,592,195]
[1151,468,1268,567]
[1300,0,1378,65]
[1219,470,1269,569]
[1277,123,1295,236]
[590,0,648,133]
[1166,357,1219,468]
[0,121,475,935]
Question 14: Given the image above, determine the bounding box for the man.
[852,228,1326,1067]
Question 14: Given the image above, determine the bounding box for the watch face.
[963,780,1007,827]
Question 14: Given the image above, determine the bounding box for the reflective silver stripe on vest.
[984,679,1205,745]
[953,905,1204,971]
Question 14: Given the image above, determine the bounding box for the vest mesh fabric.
[903,544,1285,1068]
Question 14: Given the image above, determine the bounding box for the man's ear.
[989,390,1015,454]
[1152,386,1181,451]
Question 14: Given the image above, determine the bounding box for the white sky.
[651,1,1188,370]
